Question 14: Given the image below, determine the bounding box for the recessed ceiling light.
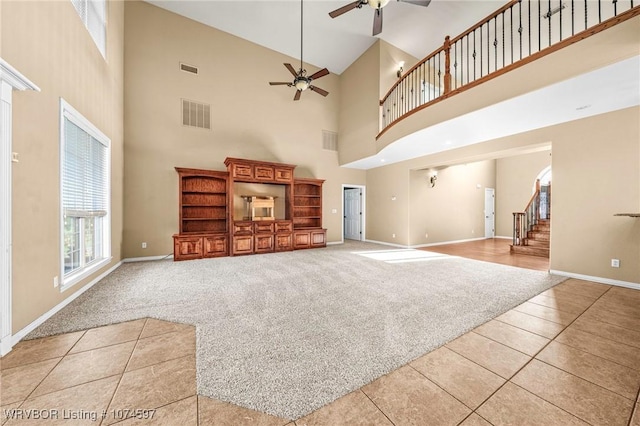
[380,159,386,162]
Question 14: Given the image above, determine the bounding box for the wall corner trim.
[0,58,41,92]
[549,269,640,291]
[9,261,123,350]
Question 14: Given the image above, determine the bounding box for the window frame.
[70,0,107,59]
[59,98,111,292]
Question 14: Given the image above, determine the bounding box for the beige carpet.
[29,241,566,419]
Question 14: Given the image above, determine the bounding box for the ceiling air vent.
[182,99,211,130]
[322,130,338,151]
[180,62,198,75]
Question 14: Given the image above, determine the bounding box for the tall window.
[70,0,107,58]
[60,100,110,290]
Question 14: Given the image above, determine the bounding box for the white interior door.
[484,188,495,238]
[344,188,362,240]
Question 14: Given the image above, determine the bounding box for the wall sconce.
[396,61,404,78]
[429,171,438,188]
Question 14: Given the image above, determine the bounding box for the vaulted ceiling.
[146,0,509,74]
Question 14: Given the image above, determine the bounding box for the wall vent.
[322,130,338,151]
[180,63,198,75]
[182,99,211,130]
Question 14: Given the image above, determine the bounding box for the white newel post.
[0,58,40,356]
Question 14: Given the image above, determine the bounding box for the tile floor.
[1,278,639,425]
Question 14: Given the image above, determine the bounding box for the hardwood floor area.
[420,238,549,271]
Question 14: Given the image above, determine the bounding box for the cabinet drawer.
[173,236,203,260]
[233,221,253,234]
[204,235,227,257]
[231,163,253,180]
[254,234,274,253]
[254,221,274,233]
[275,221,292,233]
[254,165,274,181]
[274,167,293,183]
[232,235,253,255]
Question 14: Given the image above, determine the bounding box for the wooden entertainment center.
[172,157,327,261]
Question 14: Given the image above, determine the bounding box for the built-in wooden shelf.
[614,213,640,217]
[173,159,326,261]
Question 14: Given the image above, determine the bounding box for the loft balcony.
[344,0,640,169]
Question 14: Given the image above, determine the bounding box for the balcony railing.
[379,0,640,137]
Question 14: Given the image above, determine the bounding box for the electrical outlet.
[392,233,396,238]
[142,242,147,249]
[331,209,337,214]
[53,276,59,288]
[611,258,620,268]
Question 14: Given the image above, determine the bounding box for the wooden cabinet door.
[275,233,292,251]
[254,234,274,253]
[204,235,227,258]
[275,220,292,233]
[174,236,203,260]
[233,235,253,255]
[293,230,311,249]
[311,229,327,247]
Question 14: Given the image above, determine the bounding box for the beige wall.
[338,42,380,166]
[365,157,496,247]
[551,108,639,284]
[409,160,496,246]
[2,0,125,332]
[123,1,365,257]
[495,150,552,237]
[378,40,418,99]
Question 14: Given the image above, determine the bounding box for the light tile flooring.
[1,278,639,425]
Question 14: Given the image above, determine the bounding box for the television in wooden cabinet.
[173,168,229,261]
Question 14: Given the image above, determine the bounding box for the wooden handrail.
[378,2,640,138]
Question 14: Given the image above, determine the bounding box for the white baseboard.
[411,237,488,249]
[364,239,409,248]
[549,269,640,290]
[326,241,343,246]
[123,254,173,263]
[10,261,123,348]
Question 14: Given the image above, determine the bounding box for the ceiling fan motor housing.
[368,0,390,9]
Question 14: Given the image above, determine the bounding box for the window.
[60,99,111,290]
[70,0,107,58]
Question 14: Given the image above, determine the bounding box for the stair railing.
[379,0,640,137]
[513,179,551,246]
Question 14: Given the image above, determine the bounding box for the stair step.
[524,238,550,247]
[527,231,550,241]
[533,224,550,232]
[510,245,550,258]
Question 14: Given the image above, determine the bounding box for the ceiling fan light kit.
[268,0,329,101]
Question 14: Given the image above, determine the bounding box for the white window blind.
[70,0,106,58]
[62,118,108,217]
[60,100,111,290]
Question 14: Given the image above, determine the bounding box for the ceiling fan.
[329,0,432,36]
[269,0,330,101]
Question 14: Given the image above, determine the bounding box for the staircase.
[511,218,550,257]
[510,180,551,258]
